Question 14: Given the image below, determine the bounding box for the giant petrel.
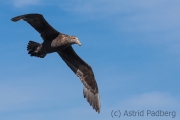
[11,13,100,113]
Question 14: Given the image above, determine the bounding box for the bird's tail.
[27,41,46,58]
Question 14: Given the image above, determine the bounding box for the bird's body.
[27,34,81,58]
[11,13,100,113]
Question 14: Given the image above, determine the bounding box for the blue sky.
[0,0,180,120]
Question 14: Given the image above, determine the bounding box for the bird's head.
[70,36,81,46]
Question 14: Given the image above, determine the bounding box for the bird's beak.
[76,38,82,46]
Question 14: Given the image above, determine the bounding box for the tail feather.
[27,41,46,58]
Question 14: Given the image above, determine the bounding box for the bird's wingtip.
[83,87,101,114]
[11,16,22,22]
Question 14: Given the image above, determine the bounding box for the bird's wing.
[57,46,100,113]
[11,13,59,41]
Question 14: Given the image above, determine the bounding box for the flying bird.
[11,13,100,113]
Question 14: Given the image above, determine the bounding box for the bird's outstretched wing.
[11,13,59,41]
[58,46,100,113]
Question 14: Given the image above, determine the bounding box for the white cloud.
[120,92,179,110]
[106,92,180,120]
[11,0,180,31]
[12,0,40,7]
[0,85,43,112]
[57,0,180,32]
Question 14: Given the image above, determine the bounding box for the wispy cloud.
[11,0,180,31]
[58,0,180,51]
[120,92,179,110]
[56,0,180,34]
[0,85,44,112]
[12,0,40,7]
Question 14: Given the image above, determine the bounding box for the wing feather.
[57,46,100,113]
[11,13,59,41]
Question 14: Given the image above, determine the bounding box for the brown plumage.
[11,13,100,113]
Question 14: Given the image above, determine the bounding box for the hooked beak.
[76,38,82,46]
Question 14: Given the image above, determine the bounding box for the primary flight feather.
[11,13,100,113]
